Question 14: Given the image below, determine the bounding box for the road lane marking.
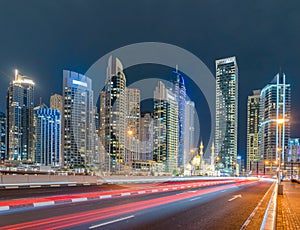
[89,215,135,229]
[163,188,169,191]
[50,184,61,187]
[228,194,242,202]
[5,186,19,189]
[151,189,158,192]
[99,195,112,199]
[72,198,88,202]
[137,191,146,194]
[33,201,55,207]
[190,197,202,201]
[121,193,131,196]
[30,185,41,188]
[0,206,9,211]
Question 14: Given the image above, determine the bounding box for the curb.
[260,182,278,230]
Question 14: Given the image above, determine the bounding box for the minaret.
[199,141,204,157]
[199,140,204,169]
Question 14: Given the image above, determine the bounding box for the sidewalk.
[276,181,300,229]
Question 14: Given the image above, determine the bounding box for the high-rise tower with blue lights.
[172,66,186,169]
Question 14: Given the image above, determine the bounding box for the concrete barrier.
[0,174,100,184]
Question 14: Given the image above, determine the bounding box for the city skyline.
[0,1,300,162]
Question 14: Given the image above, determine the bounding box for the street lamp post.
[277,118,284,195]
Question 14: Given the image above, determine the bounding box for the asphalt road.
[0,180,273,230]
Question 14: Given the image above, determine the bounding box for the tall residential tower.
[100,56,127,173]
[6,70,35,162]
[172,66,186,169]
[62,70,94,168]
[246,90,260,171]
[215,57,238,175]
[153,81,179,173]
[259,73,291,164]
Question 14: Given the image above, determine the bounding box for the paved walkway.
[277,181,300,229]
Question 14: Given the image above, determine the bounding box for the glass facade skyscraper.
[259,73,291,163]
[34,105,61,166]
[6,70,35,162]
[154,81,179,173]
[62,70,94,168]
[100,56,127,173]
[184,100,196,168]
[215,57,238,175]
[172,67,186,169]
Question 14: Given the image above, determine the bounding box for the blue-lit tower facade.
[259,73,291,164]
[34,105,61,166]
[0,112,5,162]
[62,70,94,169]
[6,70,35,162]
[172,66,186,169]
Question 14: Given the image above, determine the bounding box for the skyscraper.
[140,112,154,161]
[50,94,63,114]
[172,66,186,169]
[34,105,61,166]
[62,70,94,169]
[126,88,140,166]
[6,70,35,162]
[100,56,126,172]
[287,138,300,163]
[215,57,238,175]
[154,81,179,173]
[246,90,260,171]
[50,93,64,164]
[184,100,196,168]
[259,73,291,164]
[0,112,6,162]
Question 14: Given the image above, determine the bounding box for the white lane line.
[50,185,61,187]
[100,195,112,199]
[0,206,10,211]
[5,186,19,189]
[30,185,41,188]
[72,198,88,202]
[68,184,76,186]
[33,201,55,207]
[89,215,135,229]
[163,188,169,191]
[137,191,146,194]
[121,193,131,196]
[151,189,158,193]
[190,197,202,201]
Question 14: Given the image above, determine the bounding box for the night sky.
[1,0,300,161]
